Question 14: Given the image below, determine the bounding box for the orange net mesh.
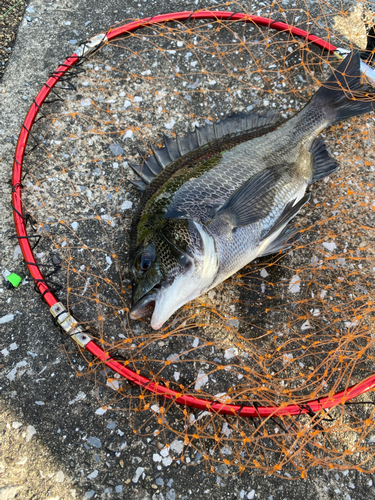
[18,0,375,477]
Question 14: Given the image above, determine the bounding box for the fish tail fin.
[312,50,374,124]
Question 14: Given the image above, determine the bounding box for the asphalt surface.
[1,1,375,499]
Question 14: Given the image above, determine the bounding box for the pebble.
[120,200,132,210]
[166,490,176,500]
[83,491,95,499]
[25,425,36,442]
[0,313,14,324]
[87,437,102,448]
[55,471,64,482]
[132,467,144,483]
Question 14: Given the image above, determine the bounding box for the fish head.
[130,219,218,330]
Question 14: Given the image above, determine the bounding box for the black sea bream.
[128,51,374,330]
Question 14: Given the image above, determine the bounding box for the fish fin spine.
[128,111,281,187]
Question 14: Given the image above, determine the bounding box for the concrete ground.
[1,0,374,499]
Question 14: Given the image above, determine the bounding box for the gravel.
[0,0,26,81]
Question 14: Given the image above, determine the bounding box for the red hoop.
[12,10,375,418]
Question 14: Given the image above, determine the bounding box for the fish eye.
[137,251,153,272]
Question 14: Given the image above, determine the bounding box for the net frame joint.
[75,33,108,58]
[50,302,91,348]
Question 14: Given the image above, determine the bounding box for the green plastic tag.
[7,273,22,288]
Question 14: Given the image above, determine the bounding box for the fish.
[128,50,374,330]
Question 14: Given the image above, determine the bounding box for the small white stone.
[323,241,336,252]
[120,200,132,210]
[87,470,98,479]
[169,440,183,455]
[106,378,119,390]
[55,470,65,482]
[194,371,208,391]
[162,456,172,466]
[288,275,300,294]
[69,391,86,405]
[7,360,27,381]
[25,425,36,442]
[224,348,237,359]
[301,320,310,331]
[0,314,14,324]
[13,245,22,260]
[132,467,144,483]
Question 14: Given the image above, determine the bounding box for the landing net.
[12,1,375,477]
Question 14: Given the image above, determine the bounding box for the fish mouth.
[129,288,159,321]
[130,285,178,331]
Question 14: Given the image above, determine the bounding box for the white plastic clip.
[50,302,91,348]
[74,33,108,58]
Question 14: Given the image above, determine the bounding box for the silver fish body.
[129,51,374,330]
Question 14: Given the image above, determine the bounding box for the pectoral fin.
[211,165,286,229]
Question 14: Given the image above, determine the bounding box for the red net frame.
[11,9,375,419]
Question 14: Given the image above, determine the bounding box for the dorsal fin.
[128,110,280,190]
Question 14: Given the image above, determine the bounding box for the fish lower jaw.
[149,279,212,331]
[150,317,165,331]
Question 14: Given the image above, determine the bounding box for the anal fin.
[309,137,338,184]
[262,193,310,241]
[259,227,301,257]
